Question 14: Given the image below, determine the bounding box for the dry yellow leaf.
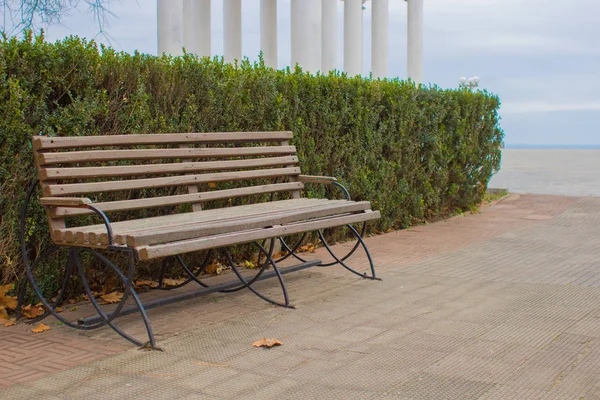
[0,284,17,310]
[31,323,51,333]
[135,280,159,289]
[4,319,16,327]
[252,338,282,348]
[54,307,64,313]
[208,182,217,189]
[0,306,8,320]
[100,291,124,304]
[298,244,316,253]
[244,260,256,269]
[205,260,226,275]
[272,250,288,259]
[21,304,45,319]
[162,278,187,287]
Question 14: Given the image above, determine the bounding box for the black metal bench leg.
[318,224,381,281]
[222,241,294,309]
[73,248,157,349]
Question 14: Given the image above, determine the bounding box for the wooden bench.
[22,132,380,348]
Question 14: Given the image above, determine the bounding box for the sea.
[489,146,600,197]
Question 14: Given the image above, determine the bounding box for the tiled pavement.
[2,193,600,399]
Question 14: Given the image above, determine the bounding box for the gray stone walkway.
[2,194,600,399]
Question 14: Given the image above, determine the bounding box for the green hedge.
[0,34,503,284]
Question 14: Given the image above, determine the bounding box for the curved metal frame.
[18,181,155,348]
[275,180,378,279]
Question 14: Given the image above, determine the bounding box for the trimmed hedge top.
[0,33,503,283]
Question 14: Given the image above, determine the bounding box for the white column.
[344,0,363,76]
[157,0,184,56]
[183,0,211,57]
[371,0,389,78]
[321,0,338,73]
[291,0,322,72]
[223,0,242,63]
[407,0,423,83]
[260,0,278,68]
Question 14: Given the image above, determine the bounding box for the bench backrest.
[33,132,303,231]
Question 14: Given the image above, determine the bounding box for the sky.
[3,0,599,146]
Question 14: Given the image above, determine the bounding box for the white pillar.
[183,0,211,57]
[157,0,184,56]
[260,0,278,68]
[371,0,389,78]
[344,0,363,76]
[223,0,242,63]
[321,0,338,73]
[407,0,423,83]
[291,0,322,72]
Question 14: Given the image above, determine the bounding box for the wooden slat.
[105,199,351,245]
[38,146,297,165]
[49,182,304,217]
[40,197,92,206]
[33,132,294,150]
[298,175,338,184]
[56,198,327,242]
[125,201,372,247]
[79,199,336,244]
[47,167,301,196]
[137,210,380,260]
[40,156,299,181]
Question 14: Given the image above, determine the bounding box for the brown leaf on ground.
[252,338,282,348]
[162,278,187,287]
[21,304,45,319]
[272,250,288,259]
[0,284,17,310]
[135,280,159,289]
[100,291,124,304]
[205,260,226,275]
[31,323,51,333]
[298,244,316,253]
[54,307,64,313]
[4,319,16,327]
[0,306,8,320]
[208,182,217,189]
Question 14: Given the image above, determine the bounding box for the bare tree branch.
[1,0,117,35]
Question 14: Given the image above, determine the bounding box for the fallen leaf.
[162,278,187,287]
[54,307,64,313]
[0,306,8,320]
[4,319,16,327]
[31,323,51,333]
[100,291,124,304]
[252,338,282,348]
[135,280,159,289]
[21,304,45,319]
[0,284,17,310]
[205,260,226,275]
[272,250,288,259]
[298,244,316,253]
[244,260,256,269]
[70,307,78,312]
[208,182,217,189]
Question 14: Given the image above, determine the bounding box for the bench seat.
[51,198,379,260]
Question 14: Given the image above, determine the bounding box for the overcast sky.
[6,0,600,146]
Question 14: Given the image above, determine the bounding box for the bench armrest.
[297,175,338,185]
[40,197,115,246]
[40,197,93,207]
[298,175,352,201]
